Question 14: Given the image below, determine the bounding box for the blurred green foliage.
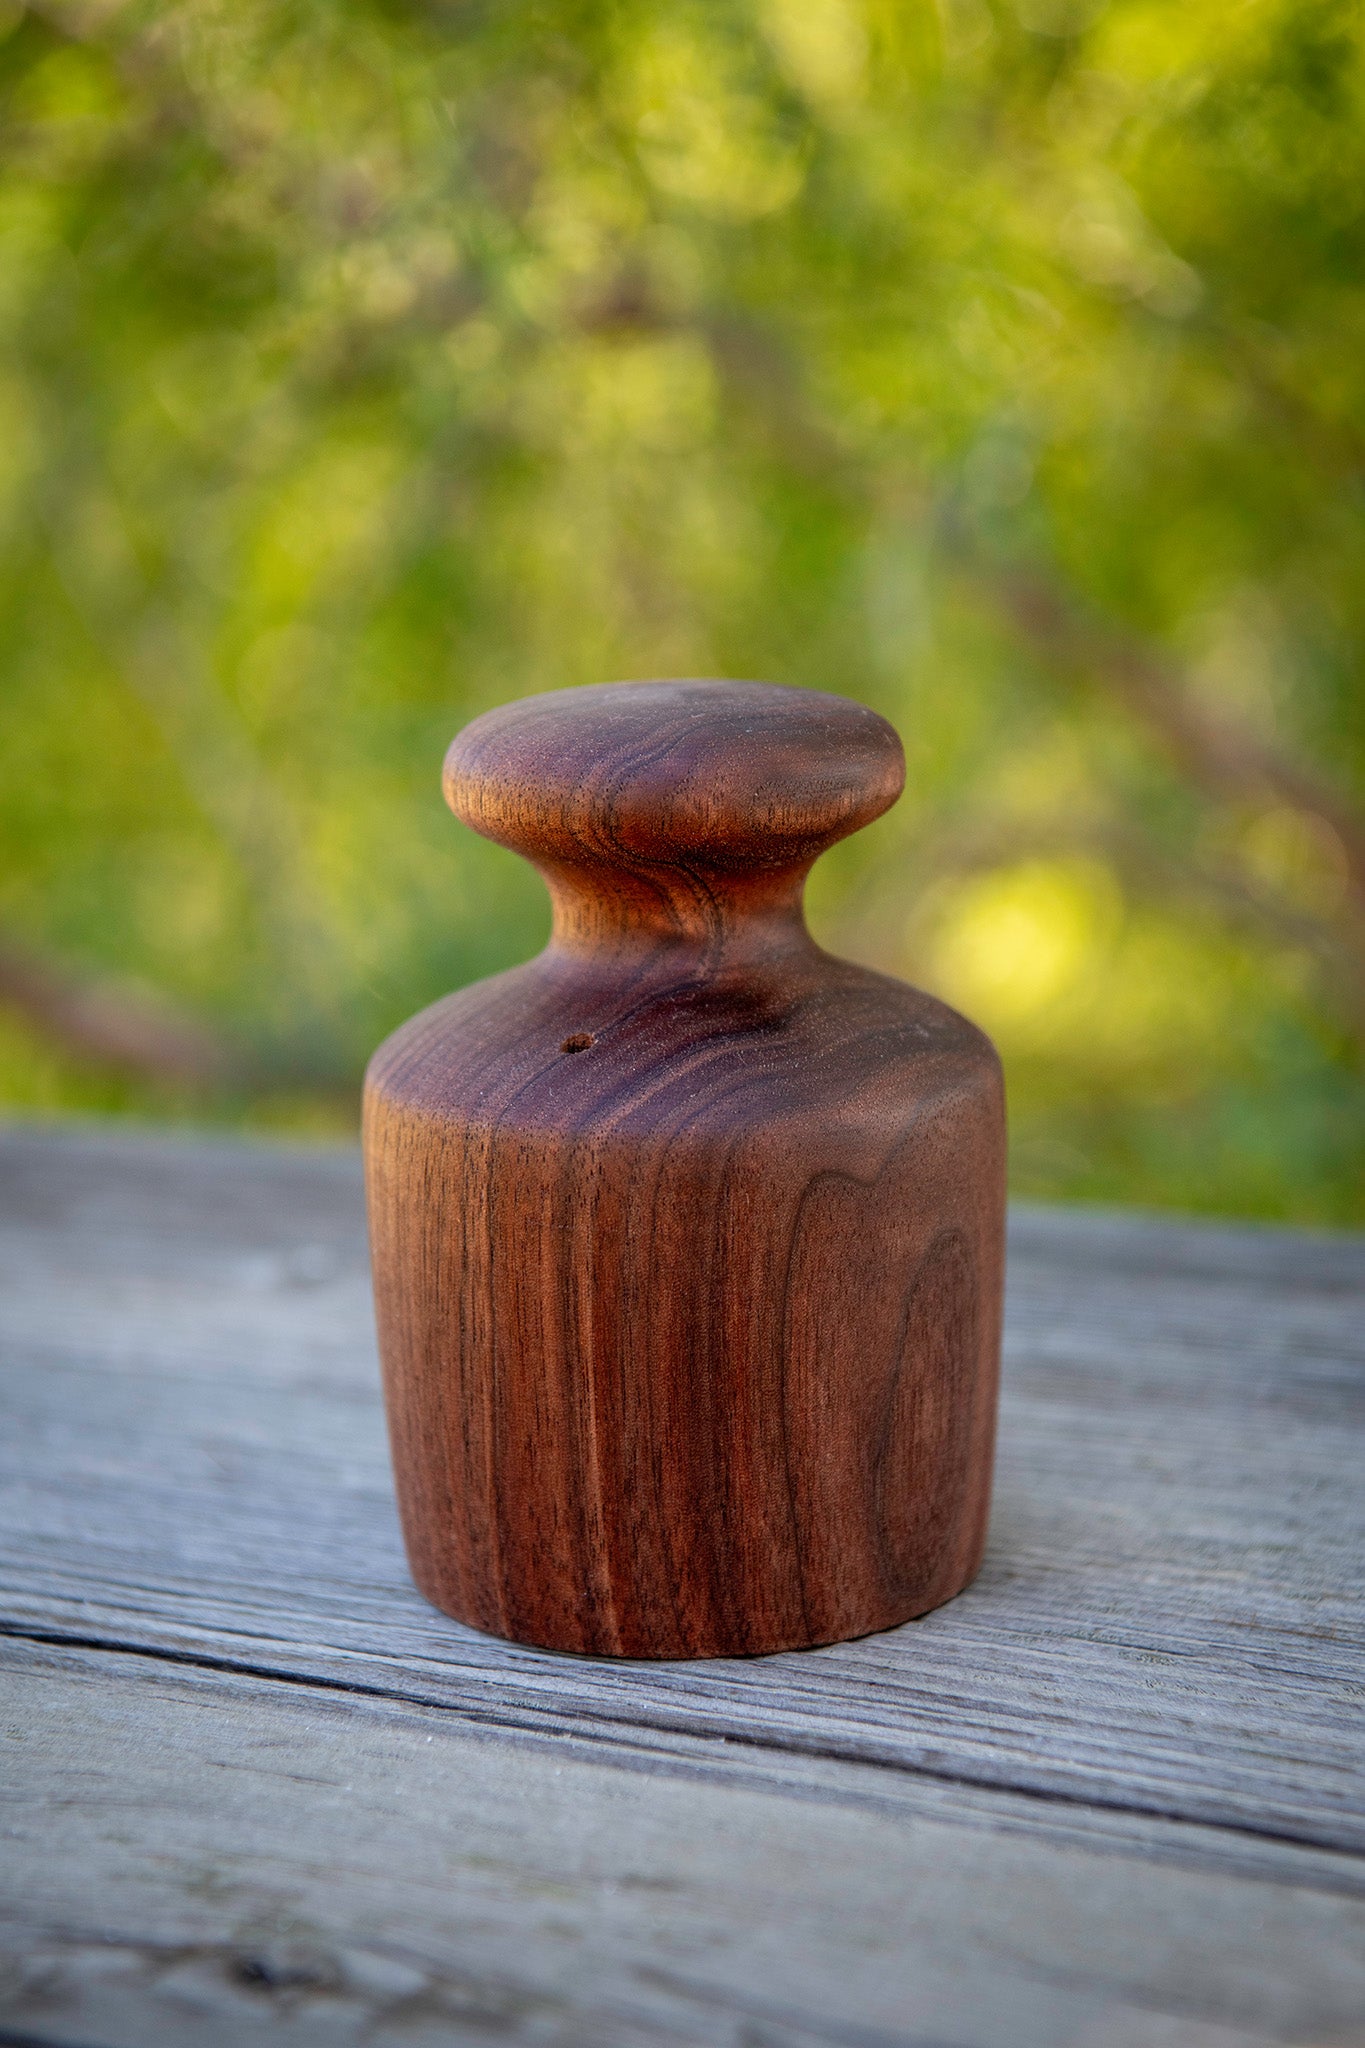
[1,0,1362,1220]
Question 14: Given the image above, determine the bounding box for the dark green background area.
[1,0,1362,1221]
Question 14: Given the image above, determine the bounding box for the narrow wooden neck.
[541,858,818,973]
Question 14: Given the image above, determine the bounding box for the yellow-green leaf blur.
[1,0,1362,1221]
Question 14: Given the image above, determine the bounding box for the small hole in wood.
[561,1032,595,1054]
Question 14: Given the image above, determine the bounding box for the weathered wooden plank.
[4,1637,1365,2048]
[1,1124,1363,1906]
[3,1124,1365,2047]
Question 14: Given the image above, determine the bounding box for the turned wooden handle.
[365,678,1004,1660]
[445,677,903,869]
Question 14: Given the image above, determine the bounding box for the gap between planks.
[5,1626,1365,1912]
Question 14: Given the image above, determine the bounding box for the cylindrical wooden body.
[364,681,1005,1658]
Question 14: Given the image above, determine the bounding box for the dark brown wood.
[363,679,1006,1658]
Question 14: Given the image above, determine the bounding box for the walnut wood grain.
[363,680,1006,1657]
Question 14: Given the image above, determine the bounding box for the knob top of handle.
[444,680,904,873]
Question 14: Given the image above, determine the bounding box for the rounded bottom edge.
[408,1561,984,1663]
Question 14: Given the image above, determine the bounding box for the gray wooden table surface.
[0,1124,1362,2048]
